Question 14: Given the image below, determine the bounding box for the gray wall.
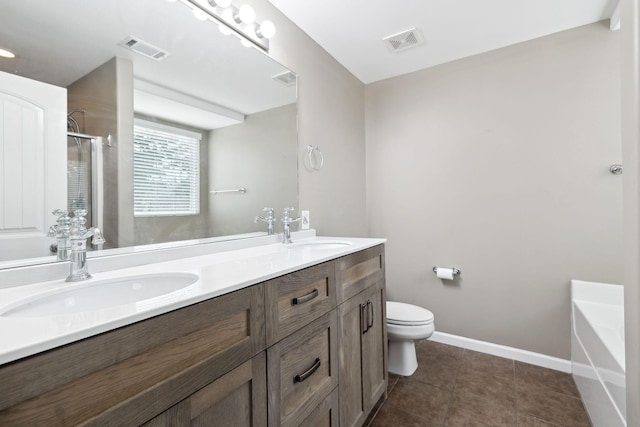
[365,22,622,359]
[208,104,297,236]
[68,57,134,249]
[251,0,367,237]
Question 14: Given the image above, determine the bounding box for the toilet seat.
[386,301,434,326]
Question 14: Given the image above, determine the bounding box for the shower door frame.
[67,132,103,232]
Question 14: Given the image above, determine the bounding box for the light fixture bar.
[179,0,272,51]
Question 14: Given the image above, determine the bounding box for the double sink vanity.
[0,234,387,426]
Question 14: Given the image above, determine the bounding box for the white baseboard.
[429,331,572,373]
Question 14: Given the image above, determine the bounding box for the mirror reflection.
[0,0,298,268]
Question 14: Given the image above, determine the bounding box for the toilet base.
[388,338,418,376]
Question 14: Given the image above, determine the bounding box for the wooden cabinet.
[0,244,386,427]
[337,245,388,427]
[0,284,265,426]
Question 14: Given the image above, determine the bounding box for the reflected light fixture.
[192,8,209,20]
[178,0,275,51]
[0,48,16,58]
[235,4,256,25]
[209,0,231,7]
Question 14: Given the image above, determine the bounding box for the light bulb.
[236,4,256,24]
[219,24,233,36]
[192,8,209,20]
[257,20,276,39]
[208,0,231,7]
[240,39,253,48]
[0,48,15,58]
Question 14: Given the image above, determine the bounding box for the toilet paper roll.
[436,267,455,280]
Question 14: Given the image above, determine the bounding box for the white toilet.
[386,301,435,376]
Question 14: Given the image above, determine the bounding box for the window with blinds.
[133,119,201,217]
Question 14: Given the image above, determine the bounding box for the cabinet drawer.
[299,387,339,427]
[267,311,338,427]
[265,261,336,345]
[336,244,385,303]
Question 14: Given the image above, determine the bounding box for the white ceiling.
[268,0,619,84]
[0,0,296,129]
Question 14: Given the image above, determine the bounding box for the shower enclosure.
[66,132,103,234]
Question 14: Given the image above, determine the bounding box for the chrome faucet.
[66,209,105,282]
[281,207,304,244]
[47,209,72,261]
[254,207,276,235]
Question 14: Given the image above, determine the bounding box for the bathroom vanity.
[0,237,387,426]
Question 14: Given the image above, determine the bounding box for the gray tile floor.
[370,340,591,427]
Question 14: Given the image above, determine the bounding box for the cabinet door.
[338,293,367,427]
[142,352,267,427]
[361,281,387,413]
[338,280,388,427]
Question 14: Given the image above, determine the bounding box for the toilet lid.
[386,301,434,326]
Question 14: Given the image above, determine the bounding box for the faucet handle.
[91,228,106,246]
[47,225,58,237]
[73,209,88,218]
[283,207,295,218]
[263,207,275,219]
[52,209,69,217]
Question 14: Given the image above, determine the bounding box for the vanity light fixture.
[0,48,16,58]
[178,0,275,51]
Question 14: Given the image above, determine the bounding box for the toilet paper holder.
[432,266,461,276]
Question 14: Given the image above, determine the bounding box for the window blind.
[133,119,201,217]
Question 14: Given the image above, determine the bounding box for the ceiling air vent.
[382,28,425,53]
[272,71,297,86]
[118,36,171,61]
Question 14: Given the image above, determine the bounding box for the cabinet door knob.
[291,288,319,305]
[367,300,374,329]
[293,357,321,383]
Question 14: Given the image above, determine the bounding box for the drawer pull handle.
[294,357,321,383]
[292,288,319,305]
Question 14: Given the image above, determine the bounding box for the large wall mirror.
[0,0,298,268]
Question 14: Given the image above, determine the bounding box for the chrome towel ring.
[305,145,324,171]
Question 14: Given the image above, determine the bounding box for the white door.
[0,71,67,262]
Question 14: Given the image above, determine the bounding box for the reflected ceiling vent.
[118,36,171,61]
[273,71,297,86]
[382,28,425,53]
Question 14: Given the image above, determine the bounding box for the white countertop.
[0,236,385,365]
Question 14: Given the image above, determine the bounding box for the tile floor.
[370,340,591,427]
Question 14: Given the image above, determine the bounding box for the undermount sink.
[286,240,353,251]
[0,273,199,318]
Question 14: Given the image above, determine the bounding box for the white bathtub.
[571,280,626,427]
